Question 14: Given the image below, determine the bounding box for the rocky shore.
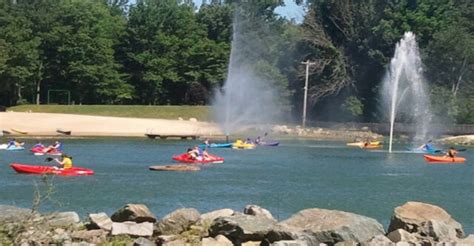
[1,202,472,246]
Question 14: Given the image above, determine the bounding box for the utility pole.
[301,60,316,128]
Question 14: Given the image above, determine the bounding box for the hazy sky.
[128,0,306,23]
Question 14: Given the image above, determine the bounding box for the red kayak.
[10,163,94,176]
[172,153,224,164]
[30,146,62,156]
[423,155,466,164]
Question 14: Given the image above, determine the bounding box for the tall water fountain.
[381,32,432,152]
[212,10,281,135]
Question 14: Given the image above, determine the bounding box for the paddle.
[45,157,56,162]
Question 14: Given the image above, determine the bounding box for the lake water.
[1,138,473,233]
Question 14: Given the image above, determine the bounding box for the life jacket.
[62,157,73,169]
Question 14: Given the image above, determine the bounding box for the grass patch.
[8,105,212,121]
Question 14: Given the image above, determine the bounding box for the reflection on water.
[0,138,472,233]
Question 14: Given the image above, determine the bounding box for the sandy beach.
[0,112,223,137]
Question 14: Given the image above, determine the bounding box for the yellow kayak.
[347,141,381,147]
[232,140,256,149]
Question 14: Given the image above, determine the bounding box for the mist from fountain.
[212,10,282,135]
[380,32,433,152]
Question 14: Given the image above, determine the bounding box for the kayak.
[172,153,224,164]
[30,146,62,156]
[5,146,25,151]
[232,142,256,149]
[423,155,466,163]
[406,148,440,154]
[347,141,381,148]
[361,144,383,149]
[257,141,279,147]
[149,165,200,172]
[0,144,7,150]
[10,163,95,176]
[198,143,233,149]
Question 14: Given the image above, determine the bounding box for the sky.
[128,0,306,23]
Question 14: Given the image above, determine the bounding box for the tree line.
[0,0,472,123]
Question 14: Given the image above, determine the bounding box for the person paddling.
[445,147,458,158]
[43,140,62,153]
[53,154,73,169]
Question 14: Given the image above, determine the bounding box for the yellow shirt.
[63,157,73,169]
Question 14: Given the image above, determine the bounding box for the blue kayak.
[406,147,440,154]
[6,146,25,151]
[199,143,233,149]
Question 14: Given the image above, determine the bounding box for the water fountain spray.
[381,32,432,152]
[212,9,281,135]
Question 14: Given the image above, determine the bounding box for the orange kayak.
[423,155,466,163]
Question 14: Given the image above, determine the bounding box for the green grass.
[8,105,212,121]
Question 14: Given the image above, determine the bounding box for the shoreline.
[1,201,472,245]
[0,112,383,141]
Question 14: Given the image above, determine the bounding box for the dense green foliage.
[0,0,472,123]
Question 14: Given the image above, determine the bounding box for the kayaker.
[445,147,458,158]
[7,139,24,148]
[187,148,197,160]
[54,154,73,169]
[203,138,210,147]
[43,140,62,153]
[416,140,434,151]
[34,141,45,149]
[255,136,262,144]
[245,138,253,144]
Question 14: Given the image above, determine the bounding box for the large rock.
[201,235,233,246]
[156,208,200,235]
[457,234,474,245]
[209,213,277,244]
[265,208,385,245]
[386,229,418,243]
[88,212,112,231]
[0,205,34,222]
[111,222,153,237]
[46,211,80,228]
[111,204,156,223]
[387,201,464,241]
[200,209,235,225]
[365,235,393,246]
[244,205,276,221]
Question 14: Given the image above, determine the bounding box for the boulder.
[200,209,235,225]
[271,240,309,246]
[156,208,200,235]
[244,205,276,221]
[111,204,156,223]
[189,118,198,122]
[88,212,112,231]
[46,211,80,228]
[0,205,33,222]
[134,237,154,246]
[111,222,153,237]
[242,241,261,246]
[386,229,418,243]
[457,234,474,245]
[201,235,233,246]
[387,201,464,241]
[365,235,393,246]
[209,213,277,244]
[265,208,385,245]
[157,235,179,245]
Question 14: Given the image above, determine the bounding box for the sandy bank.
[0,112,223,137]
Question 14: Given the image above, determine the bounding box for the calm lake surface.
[1,138,473,233]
